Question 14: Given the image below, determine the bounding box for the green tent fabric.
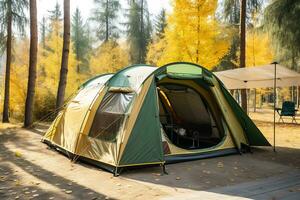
[119,79,164,166]
[220,85,270,146]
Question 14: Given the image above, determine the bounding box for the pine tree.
[40,16,47,48]
[48,2,62,37]
[48,2,62,22]
[0,0,28,122]
[264,0,300,71]
[154,8,167,38]
[91,0,121,42]
[220,0,262,70]
[222,0,262,112]
[72,8,91,73]
[126,0,152,64]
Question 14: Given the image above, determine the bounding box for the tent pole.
[297,86,300,108]
[272,62,278,152]
[253,89,256,112]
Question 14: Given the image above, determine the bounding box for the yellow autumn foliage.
[9,20,85,120]
[246,30,274,67]
[147,0,230,69]
[10,39,30,119]
[38,21,81,97]
[90,41,129,74]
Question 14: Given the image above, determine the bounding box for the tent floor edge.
[41,140,117,173]
[165,148,238,164]
[42,139,75,160]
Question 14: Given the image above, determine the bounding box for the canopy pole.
[297,86,300,108]
[253,89,256,112]
[271,61,278,152]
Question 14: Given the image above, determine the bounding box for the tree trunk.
[139,0,144,63]
[105,0,109,42]
[24,0,38,127]
[2,3,12,123]
[240,0,247,112]
[56,0,70,110]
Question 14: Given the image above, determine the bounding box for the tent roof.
[214,64,300,89]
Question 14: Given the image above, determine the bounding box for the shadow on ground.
[1,124,299,200]
[0,128,114,200]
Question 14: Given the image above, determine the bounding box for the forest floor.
[0,109,299,200]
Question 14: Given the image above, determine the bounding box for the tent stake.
[272,61,278,152]
[160,163,168,175]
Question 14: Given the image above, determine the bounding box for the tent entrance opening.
[157,83,224,150]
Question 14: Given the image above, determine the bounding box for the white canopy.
[214,64,300,89]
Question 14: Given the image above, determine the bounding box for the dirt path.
[0,115,299,200]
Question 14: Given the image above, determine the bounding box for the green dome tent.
[42,62,270,175]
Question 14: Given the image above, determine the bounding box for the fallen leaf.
[65,190,72,194]
[15,151,22,157]
[217,162,224,168]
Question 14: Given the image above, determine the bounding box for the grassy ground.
[0,109,299,199]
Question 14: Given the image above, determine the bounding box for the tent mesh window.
[89,92,134,141]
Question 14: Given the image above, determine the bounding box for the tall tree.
[49,2,62,22]
[154,8,167,38]
[147,0,229,68]
[0,0,28,122]
[126,0,152,64]
[24,0,38,127]
[48,1,62,38]
[40,16,47,48]
[239,0,247,112]
[72,8,91,73]
[264,0,300,71]
[222,0,262,112]
[56,0,70,109]
[91,0,120,42]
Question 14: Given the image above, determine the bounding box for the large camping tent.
[42,62,270,175]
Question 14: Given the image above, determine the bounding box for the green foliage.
[125,0,152,64]
[71,8,92,73]
[154,8,167,38]
[223,0,262,24]
[91,0,121,41]
[40,16,47,48]
[264,0,300,71]
[48,2,62,22]
[0,0,28,51]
